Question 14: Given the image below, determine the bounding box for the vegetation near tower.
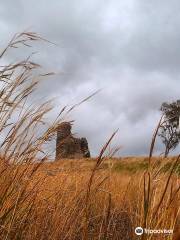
[158,100,180,157]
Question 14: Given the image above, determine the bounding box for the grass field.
[0,32,179,240]
[1,157,179,240]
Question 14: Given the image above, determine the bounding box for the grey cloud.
[0,0,180,156]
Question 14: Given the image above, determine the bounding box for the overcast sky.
[0,0,180,156]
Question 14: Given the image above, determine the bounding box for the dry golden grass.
[0,157,179,240]
[0,32,179,240]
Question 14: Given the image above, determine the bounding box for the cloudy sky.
[0,0,180,156]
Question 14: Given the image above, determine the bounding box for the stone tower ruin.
[56,122,90,160]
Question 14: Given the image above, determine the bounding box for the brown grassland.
[0,157,179,240]
[0,32,179,240]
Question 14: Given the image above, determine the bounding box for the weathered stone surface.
[56,122,90,160]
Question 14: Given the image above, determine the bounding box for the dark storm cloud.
[0,0,180,156]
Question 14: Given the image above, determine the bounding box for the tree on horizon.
[158,100,180,157]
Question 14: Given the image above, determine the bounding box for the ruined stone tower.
[56,122,90,160]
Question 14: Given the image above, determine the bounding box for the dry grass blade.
[83,130,118,239]
[67,89,101,114]
[149,115,163,165]
[152,155,180,220]
[0,33,66,239]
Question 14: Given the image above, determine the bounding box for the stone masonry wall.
[56,122,90,160]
